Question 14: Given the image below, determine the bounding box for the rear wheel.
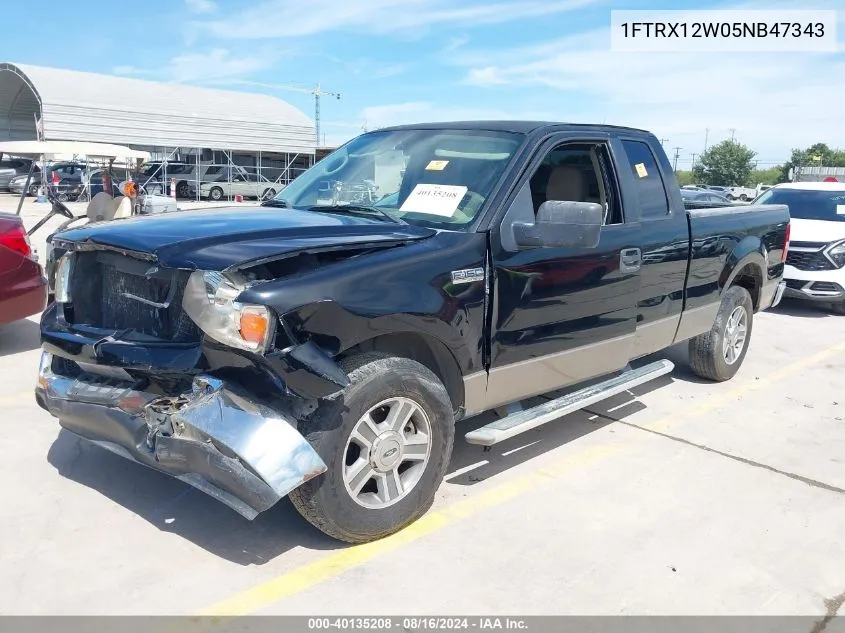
[209,186,223,201]
[261,188,276,201]
[289,352,455,544]
[689,285,754,382]
[740,194,748,201]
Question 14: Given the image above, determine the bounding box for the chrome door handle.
[620,248,642,273]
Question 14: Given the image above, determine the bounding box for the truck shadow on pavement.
[0,317,41,358]
[45,345,701,564]
[47,431,344,565]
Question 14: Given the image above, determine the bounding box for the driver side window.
[528,143,622,225]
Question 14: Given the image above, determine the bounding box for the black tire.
[209,186,223,201]
[261,188,276,200]
[689,285,754,382]
[289,352,455,544]
[28,183,39,196]
[740,194,748,201]
[176,181,190,198]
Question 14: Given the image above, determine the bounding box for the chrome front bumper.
[35,352,327,519]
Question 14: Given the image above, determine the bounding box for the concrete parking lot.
[1,193,844,619]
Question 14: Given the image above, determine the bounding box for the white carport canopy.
[0,62,316,154]
[0,140,150,160]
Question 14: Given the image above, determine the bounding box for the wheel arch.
[719,237,766,310]
[339,332,466,418]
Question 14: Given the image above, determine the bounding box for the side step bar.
[464,359,675,447]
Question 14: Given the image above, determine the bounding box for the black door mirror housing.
[513,200,604,249]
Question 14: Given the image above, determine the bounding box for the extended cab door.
[612,136,691,359]
[479,133,643,413]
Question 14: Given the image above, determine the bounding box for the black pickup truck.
[36,122,790,543]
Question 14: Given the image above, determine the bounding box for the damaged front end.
[36,351,327,519]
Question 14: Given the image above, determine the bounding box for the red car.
[0,213,47,325]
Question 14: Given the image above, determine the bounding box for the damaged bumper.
[35,351,327,520]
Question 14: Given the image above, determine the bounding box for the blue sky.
[1,0,843,169]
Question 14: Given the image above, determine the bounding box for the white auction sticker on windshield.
[400,184,468,216]
[837,205,845,216]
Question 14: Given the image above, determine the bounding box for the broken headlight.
[182,270,275,353]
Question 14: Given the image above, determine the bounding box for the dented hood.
[53,206,436,270]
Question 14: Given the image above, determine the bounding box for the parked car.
[726,185,758,201]
[680,188,734,209]
[0,213,47,325]
[754,181,845,313]
[0,157,37,191]
[191,171,279,201]
[8,162,86,199]
[37,121,789,544]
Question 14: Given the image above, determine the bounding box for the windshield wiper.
[307,204,407,225]
[261,198,289,208]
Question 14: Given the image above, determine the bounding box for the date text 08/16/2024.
[307,617,528,630]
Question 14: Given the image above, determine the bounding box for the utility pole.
[659,138,669,146]
[704,128,709,151]
[672,147,682,171]
[222,79,341,147]
[690,152,697,170]
[729,128,736,142]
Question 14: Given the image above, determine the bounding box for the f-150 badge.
[451,268,485,284]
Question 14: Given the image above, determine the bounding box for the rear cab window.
[620,140,670,219]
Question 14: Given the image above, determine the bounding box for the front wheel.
[828,301,845,315]
[740,194,748,201]
[688,285,754,382]
[209,186,224,201]
[289,353,455,544]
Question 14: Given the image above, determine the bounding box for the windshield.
[271,128,524,227]
[755,187,845,222]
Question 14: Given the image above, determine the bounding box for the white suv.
[754,182,845,313]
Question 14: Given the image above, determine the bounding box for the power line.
[672,146,682,171]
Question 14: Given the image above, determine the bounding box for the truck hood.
[53,206,436,270]
[790,218,845,244]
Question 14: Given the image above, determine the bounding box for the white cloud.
[450,4,845,162]
[115,49,274,84]
[185,0,217,14]
[192,0,601,40]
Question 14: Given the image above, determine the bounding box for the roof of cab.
[376,120,652,135]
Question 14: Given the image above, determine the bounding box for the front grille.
[790,241,828,249]
[786,250,835,271]
[67,251,201,342]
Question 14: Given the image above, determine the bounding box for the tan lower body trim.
[463,301,721,418]
[673,301,720,343]
[463,333,633,417]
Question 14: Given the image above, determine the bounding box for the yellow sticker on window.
[425,160,449,171]
[635,162,648,178]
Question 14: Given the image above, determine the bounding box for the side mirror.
[513,200,604,249]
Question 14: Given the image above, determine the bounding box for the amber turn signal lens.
[239,310,269,345]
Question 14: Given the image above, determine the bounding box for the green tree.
[674,170,695,186]
[692,140,757,186]
[780,143,845,182]
[749,166,781,186]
